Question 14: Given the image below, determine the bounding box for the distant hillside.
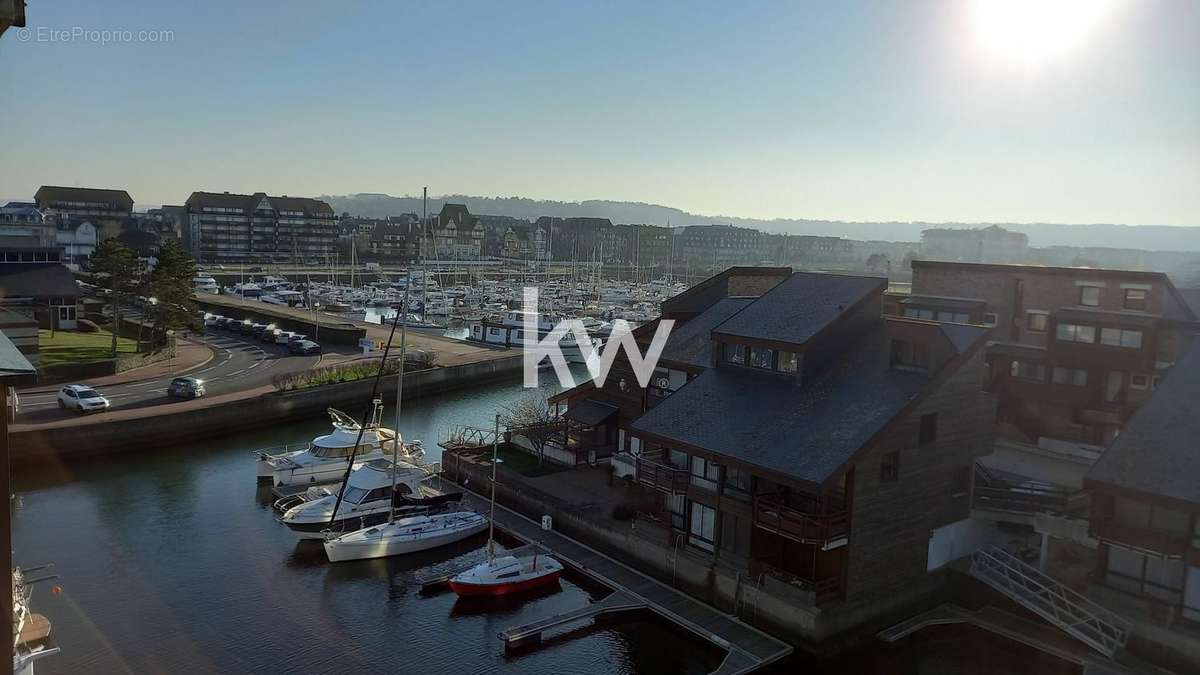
[322,193,1200,252]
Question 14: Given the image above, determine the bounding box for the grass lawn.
[38,329,139,367]
[496,446,568,478]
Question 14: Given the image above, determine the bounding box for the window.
[749,346,773,369]
[890,339,929,370]
[668,494,686,530]
[1026,311,1048,332]
[688,502,716,552]
[1056,323,1096,344]
[1010,361,1045,381]
[1100,328,1143,349]
[982,313,998,327]
[690,455,720,490]
[1079,285,1101,307]
[777,351,798,373]
[726,343,746,365]
[723,466,751,501]
[1123,288,1147,311]
[880,452,899,483]
[936,311,969,323]
[1051,367,1088,386]
[919,413,938,445]
[57,305,76,322]
[1130,374,1149,390]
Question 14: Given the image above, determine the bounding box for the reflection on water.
[11,365,1077,675]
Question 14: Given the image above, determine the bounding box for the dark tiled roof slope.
[712,272,885,346]
[1086,343,1200,506]
[631,319,987,485]
[659,297,755,369]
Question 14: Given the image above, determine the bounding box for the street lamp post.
[312,302,321,343]
[166,329,176,374]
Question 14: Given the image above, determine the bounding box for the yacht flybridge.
[255,403,422,487]
[276,458,458,539]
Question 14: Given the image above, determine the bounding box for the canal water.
[13,368,1078,675]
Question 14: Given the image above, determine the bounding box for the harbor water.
[13,367,1079,674]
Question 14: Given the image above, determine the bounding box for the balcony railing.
[635,456,690,494]
[972,463,1088,516]
[749,559,843,605]
[1091,517,1191,558]
[753,494,848,546]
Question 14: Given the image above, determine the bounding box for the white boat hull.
[323,513,487,562]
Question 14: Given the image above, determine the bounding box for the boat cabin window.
[310,444,368,459]
[343,486,368,504]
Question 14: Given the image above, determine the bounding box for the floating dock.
[441,478,793,675]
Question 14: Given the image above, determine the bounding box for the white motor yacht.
[323,511,488,562]
[276,458,456,539]
[255,403,419,487]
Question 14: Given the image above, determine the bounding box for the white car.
[57,384,111,414]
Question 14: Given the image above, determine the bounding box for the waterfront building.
[430,203,485,259]
[34,186,133,241]
[1084,344,1200,666]
[674,224,765,267]
[920,225,1029,264]
[183,191,337,263]
[551,266,997,631]
[368,220,422,260]
[55,220,98,264]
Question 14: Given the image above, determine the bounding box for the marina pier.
[435,477,794,675]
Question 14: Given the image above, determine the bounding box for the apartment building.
[183,191,337,263]
[920,225,1029,264]
[550,267,996,632]
[430,203,485,259]
[34,186,133,241]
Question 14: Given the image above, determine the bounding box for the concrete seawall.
[13,355,524,463]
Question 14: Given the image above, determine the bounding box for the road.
[17,330,328,423]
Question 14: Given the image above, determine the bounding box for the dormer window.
[750,346,774,369]
[726,343,746,365]
[778,351,799,373]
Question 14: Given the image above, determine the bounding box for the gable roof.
[35,186,133,211]
[438,203,477,227]
[184,192,332,217]
[0,263,79,298]
[1085,342,1200,507]
[631,318,986,486]
[712,272,885,346]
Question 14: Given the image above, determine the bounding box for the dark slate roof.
[438,203,477,227]
[1086,343,1200,506]
[712,272,885,346]
[185,192,333,217]
[1178,288,1200,320]
[0,264,79,298]
[939,322,988,352]
[35,186,133,210]
[564,399,619,427]
[659,297,755,369]
[631,319,959,486]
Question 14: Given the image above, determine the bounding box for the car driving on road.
[57,384,111,414]
[167,377,206,399]
[288,340,321,356]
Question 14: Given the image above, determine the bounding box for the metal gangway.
[969,545,1132,659]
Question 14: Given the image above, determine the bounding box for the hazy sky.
[2,1,1197,225]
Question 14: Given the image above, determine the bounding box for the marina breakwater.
[12,354,524,462]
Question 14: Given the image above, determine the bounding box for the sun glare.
[970,0,1121,69]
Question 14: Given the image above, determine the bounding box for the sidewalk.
[22,338,215,393]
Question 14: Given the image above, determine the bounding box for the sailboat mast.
[389,282,410,525]
[487,412,499,563]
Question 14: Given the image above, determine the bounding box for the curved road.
[17,330,326,423]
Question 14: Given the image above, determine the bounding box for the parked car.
[289,340,321,355]
[167,377,206,399]
[248,323,269,338]
[215,317,233,330]
[260,327,281,343]
[57,384,110,414]
[235,320,254,334]
[248,266,264,273]
[204,314,222,328]
[287,333,307,344]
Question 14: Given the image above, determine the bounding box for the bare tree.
[500,393,561,465]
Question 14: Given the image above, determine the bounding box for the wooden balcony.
[753,493,848,546]
[749,559,843,605]
[635,456,690,495]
